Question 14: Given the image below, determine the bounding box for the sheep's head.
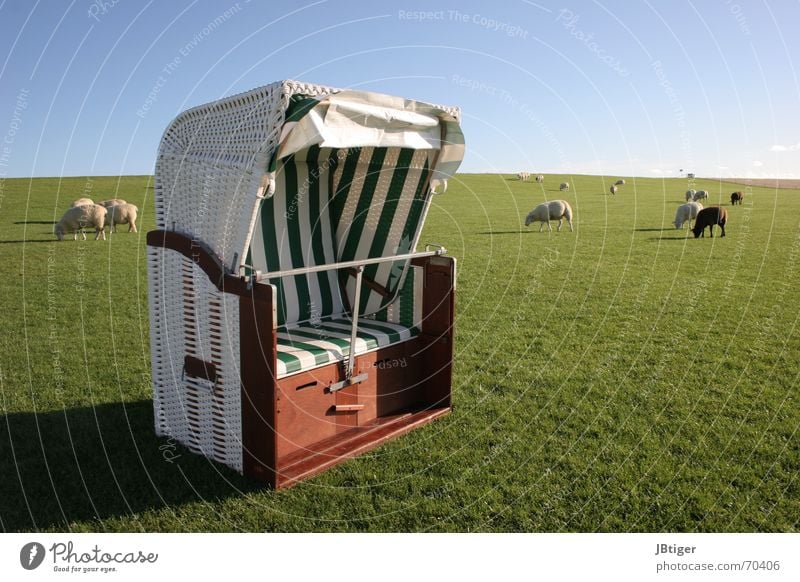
[673,220,681,229]
[524,212,535,227]
[54,224,65,241]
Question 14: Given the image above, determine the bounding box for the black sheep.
[692,206,728,238]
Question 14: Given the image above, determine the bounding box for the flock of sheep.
[517,172,545,183]
[55,198,138,241]
[519,174,744,238]
[520,175,626,232]
[673,189,744,238]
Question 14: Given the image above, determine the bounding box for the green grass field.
[1,174,798,532]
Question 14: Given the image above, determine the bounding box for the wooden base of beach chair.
[240,260,455,489]
[276,407,451,488]
[150,230,454,489]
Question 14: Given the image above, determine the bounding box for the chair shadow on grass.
[14,221,56,225]
[0,400,259,531]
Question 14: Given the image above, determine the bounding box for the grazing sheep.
[730,191,744,205]
[517,172,531,181]
[692,206,727,238]
[685,189,696,202]
[673,202,703,229]
[71,197,94,207]
[614,179,625,186]
[610,185,618,195]
[104,202,138,233]
[55,204,107,241]
[693,190,709,202]
[535,175,544,183]
[559,182,570,192]
[524,200,574,232]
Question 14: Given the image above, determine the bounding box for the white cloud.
[770,143,800,152]
[752,160,764,167]
[649,168,664,175]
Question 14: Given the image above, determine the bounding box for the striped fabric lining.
[249,145,436,328]
[332,147,436,316]
[248,146,343,325]
[276,317,418,378]
[372,265,422,329]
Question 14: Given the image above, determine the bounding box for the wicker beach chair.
[147,80,464,488]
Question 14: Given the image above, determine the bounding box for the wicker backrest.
[155,81,339,273]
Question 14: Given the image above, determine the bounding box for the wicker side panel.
[148,246,243,473]
[149,245,188,443]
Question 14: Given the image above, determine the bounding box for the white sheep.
[693,190,709,202]
[559,182,570,192]
[610,185,618,195]
[535,175,544,183]
[685,189,696,202]
[673,201,703,229]
[104,202,138,233]
[524,200,574,232]
[614,179,625,186]
[55,204,107,241]
[71,197,94,207]
[517,172,531,181]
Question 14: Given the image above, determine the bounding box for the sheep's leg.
[568,219,573,232]
[129,223,137,233]
[710,226,714,238]
[557,218,562,232]
[539,222,545,232]
[547,220,552,232]
[720,224,726,237]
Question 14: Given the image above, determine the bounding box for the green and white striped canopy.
[246,90,464,327]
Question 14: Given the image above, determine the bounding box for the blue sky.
[1,0,798,178]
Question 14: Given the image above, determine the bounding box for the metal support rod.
[345,265,364,379]
[251,247,446,283]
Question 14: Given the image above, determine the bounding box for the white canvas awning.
[271,90,465,195]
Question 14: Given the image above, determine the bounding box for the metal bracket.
[329,373,368,393]
[230,252,239,275]
[246,269,262,290]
